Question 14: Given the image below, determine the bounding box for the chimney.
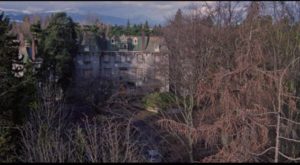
[19,33,24,47]
[31,38,36,61]
[141,24,145,50]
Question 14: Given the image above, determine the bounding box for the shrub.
[142,92,175,110]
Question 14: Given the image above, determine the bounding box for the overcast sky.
[0,1,210,22]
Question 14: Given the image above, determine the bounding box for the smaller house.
[12,39,43,78]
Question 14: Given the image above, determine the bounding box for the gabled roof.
[145,36,162,52]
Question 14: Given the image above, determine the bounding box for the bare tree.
[17,82,147,162]
[17,83,73,162]
[159,1,300,162]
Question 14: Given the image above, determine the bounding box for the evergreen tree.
[157,24,162,35]
[126,19,131,35]
[174,9,183,23]
[244,1,261,25]
[0,12,35,125]
[0,12,16,122]
[41,12,78,90]
[144,20,150,35]
[0,12,37,161]
[30,20,42,37]
[132,24,138,35]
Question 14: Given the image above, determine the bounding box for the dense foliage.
[0,11,36,162]
[40,12,78,90]
[108,20,162,37]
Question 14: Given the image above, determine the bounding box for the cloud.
[0,7,42,14]
[0,1,201,23]
[0,7,21,12]
[19,7,43,14]
[45,8,71,13]
[155,4,174,10]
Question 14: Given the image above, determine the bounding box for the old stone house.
[75,33,169,95]
[12,39,43,78]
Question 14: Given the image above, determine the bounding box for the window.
[115,53,121,63]
[110,53,115,63]
[154,44,160,52]
[137,53,144,63]
[119,67,128,77]
[119,67,128,79]
[126,54,132,62]
[83,60,91,65]
[83,56,91,65]
[143,76,148,82]
[119,67,128,71]
[111,39,115,44]
[103,68,112,77]
[84,46,89,52]
[103,54,110,63]
[155,54,160,63]
[83,69,93,79]
[120,56,125,62]
[148,70,155,80]
[130,68,137,80]
[133,37,138,45]
[137,68,144,80]
[126,81,135,89]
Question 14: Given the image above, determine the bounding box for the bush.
[142,92,175,110]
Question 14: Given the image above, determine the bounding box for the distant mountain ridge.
[4,10,162,26]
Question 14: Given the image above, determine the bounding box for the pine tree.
[0,12,21,124]
[126,19,131,35]
[174,9,183,23]
[0,12,36,161]
[144,20,150,35]
[41,12,78,90]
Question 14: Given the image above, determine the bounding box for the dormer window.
[154,44,160,52]
[133,37,138,45]
[120,35,126,42]
[137,53,144,63]
[126,54,132,62]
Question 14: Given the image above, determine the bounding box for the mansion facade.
[74,33,169,95]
